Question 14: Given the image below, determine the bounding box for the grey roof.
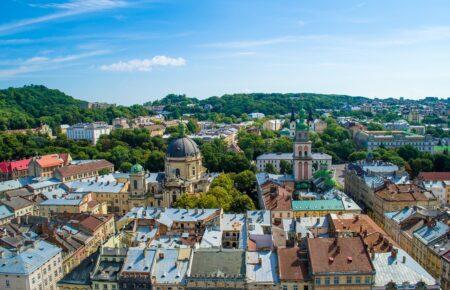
[167,137,200,158]
[58,252,97,286]
[372,248,437,288]
[154,249,190,285]
[122,247,155,273]
[1,197,34,210]
[256,153,292,160]
[189,249,246,278]
[64,180,125,193]
[91,261,123,282]
[246,251,279,284]
[124,207,219,228]
[0,177,34,192]
[0,240,61,275]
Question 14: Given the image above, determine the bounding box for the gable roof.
[55,160,113,178]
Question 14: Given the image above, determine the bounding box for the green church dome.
[130,163,144,174]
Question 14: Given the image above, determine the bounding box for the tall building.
[293,110,313,182]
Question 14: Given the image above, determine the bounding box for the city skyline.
[1,0,450,104]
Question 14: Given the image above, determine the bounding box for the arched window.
[133,180,138,189]
[175,168,181,178]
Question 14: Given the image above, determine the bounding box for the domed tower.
[130,163,146,197]
[165,137,205,181]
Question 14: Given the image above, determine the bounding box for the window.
[293,286,298,290]
[365,276,371,284]
[346,276,352,284]
[325,277,330,285]
[5,280,10,288]
[315,278,321,285]
[334,276,339,284]
[355,276,361,284]
[282,286,288,290]
[133,180,138,189]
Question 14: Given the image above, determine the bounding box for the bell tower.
[289,106,296,138]
[293,109,313,181]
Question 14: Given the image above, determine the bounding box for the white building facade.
[0,240,63,290]
[66,122,112,145]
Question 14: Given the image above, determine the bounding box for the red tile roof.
[79,216,103,232]
[329,214,397,253]
[307,237,374,275]
[35,154,65,168]
[278,247,309,282]
[262,186,292,211]
[0,159,31,174]
[418,172,450,181]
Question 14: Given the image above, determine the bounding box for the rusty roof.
[418,172,450,181]
[329,213,397,253]
[55,160,113,178]
[278,247,309,282]
[375,183,433,202]
[307,236,374,275]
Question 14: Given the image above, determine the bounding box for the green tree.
[410,158,433,178]
[186,119,200,134]
[348,151,368,161]
[397,145,420,162]
[264,163,277,174]
[233,170,256,195]
[279,160,293,174]
[230,194,255,212]
[120,161,133,172]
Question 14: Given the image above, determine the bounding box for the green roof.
[130,163,144,173]
[292,199,344,211]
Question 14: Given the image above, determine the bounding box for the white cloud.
[0,50,108,77]
[100,55,186,72]
[0,0,128,34]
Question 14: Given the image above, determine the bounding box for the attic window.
[328,257,334,263]
[347,256,353,262]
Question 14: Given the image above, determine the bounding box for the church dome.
[130,163,144,173]
[167,137,200,158]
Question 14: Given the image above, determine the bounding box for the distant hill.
[146,92,370,117]
[0,85,148,130]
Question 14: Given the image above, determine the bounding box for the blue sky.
[1,0,450,104]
